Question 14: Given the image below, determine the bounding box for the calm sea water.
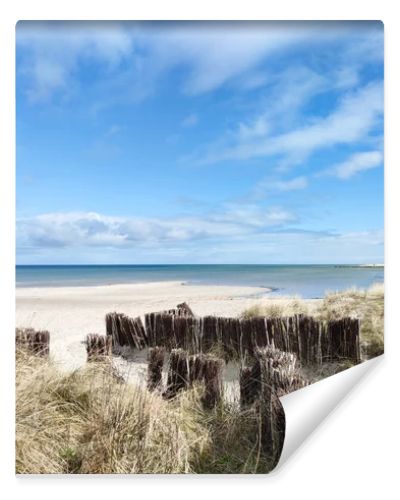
[16,265,384,299]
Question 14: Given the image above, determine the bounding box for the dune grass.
[316,283,384,359]
[241,296,312,320]
[16,350,274,474]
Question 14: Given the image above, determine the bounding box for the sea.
[15,264,384,299]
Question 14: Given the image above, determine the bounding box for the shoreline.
[16,280,272,295]
[15,280,323,391]
[15,279,274,291]
[16,280,383,379]
[16,281,277,373]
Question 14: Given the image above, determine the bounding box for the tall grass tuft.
[241,296,311,319]
[16,350,274,474]
[315,283,384,359]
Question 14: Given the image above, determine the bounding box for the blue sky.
[16,21,384,264]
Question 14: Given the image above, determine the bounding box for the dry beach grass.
[15,349,273,474]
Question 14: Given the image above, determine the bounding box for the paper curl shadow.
[270,355,383,472]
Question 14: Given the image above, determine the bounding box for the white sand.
[16,281,271,388]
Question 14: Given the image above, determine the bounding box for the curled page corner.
[273,355,383,470]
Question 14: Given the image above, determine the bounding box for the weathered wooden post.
[163,349,189,399]
[256,347,308,396]
[86,334,111,362]
[36,330,50,356]
[147,346,165,391]
[239,361,261,407]
[16,328,50,357]
[176,302,195,317]
[258,354,286,466]
[202,357,224,409]
[326,317,360,363]
[188,353,206,385]
[105,312,148,350]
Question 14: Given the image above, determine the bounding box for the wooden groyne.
[147,348,225,408]
[163,349,190,399]
[326,317,360,363]
[106,303,193,350]
[162,302,195,317]
[16,303,361,371]
[147,346,166,391]
[107,306,360,365]
[105,312,147,349]
[16,328,50,357]
[240,347,307,407]
[201,356,224,409]
[239,347,303,465]
[86,334,112,362]
[259,367,285,465]
[143,313,360,364]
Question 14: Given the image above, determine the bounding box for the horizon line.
[16,263,384,267]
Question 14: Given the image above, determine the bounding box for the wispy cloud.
[181,113,199,128]
[321,151,383,179]
[17,22,133,102]
[236,115,270,141]
[16,211,383,264]
[105,124,123,137]
[194,81,383,167]
[250,176,308,201]
[17,207,298,250]
[17,21,383,103]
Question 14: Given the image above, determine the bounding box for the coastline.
[16,281,278,374]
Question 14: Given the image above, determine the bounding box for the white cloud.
[17,22,133,101]
[188,64,362,173]
[165,25,308,95]
[17,207,297,251]
[16,212,383,264]
[237,115,270,141]
[153,22,381,96]
[18,22,310,102]
[196,81,383,165]
[181,113,199,128]
[229,65,360,147]
[17,21,383,103]
[322,151,383,179]
[211,204,297,227]
[260,176,308,192]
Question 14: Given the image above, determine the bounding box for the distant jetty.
[334,264,384,268]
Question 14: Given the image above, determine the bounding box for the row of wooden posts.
[146,344,295,464]
[15,323,304,465]
[16,303,361,367]
[148,344,307,399]
[150,346,293,462]
[16,328,50,356]
[15,323,306,405]
[17,299,352,469]
[240,347,308,404]
[106,308,361,365]
[100,303,340,463]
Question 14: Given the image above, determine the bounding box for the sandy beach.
[16,281,279,385]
